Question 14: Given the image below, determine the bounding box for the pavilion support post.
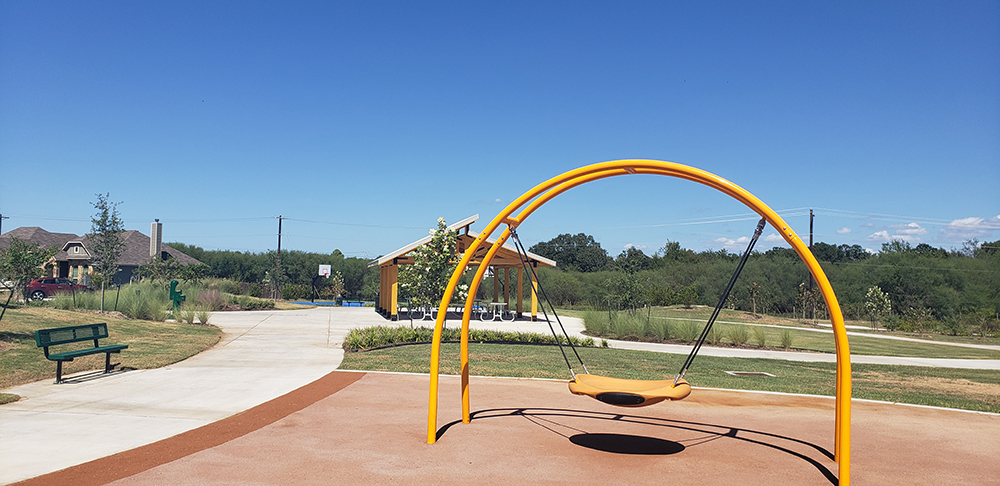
[391,282,398,321]
[493,268,499,303]
[516,268,523,317]
[378,266,387,315]
[504,268,511,309]
[388,265,398,321]
[530,273,538,321]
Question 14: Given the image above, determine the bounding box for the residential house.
[0,221,201,285]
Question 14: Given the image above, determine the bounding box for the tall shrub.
[399,218,467,308]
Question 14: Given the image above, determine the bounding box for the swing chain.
[673,217,766,387]
[508,226,588,378]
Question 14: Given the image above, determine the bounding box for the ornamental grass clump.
[751,326,767,347]
[726,325,750,346]
[678,321,701,342]
[780,329,795,350]
[195,289,226,311]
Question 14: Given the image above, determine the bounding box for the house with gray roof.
[0,221,201,285]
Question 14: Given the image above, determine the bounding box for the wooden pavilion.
[374,215,555,321]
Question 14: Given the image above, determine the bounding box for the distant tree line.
[165,243,379,300]
[528,233,1000,335]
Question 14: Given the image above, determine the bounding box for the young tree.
[865,286,892,330]
[0,237,56,321]
[399,218,466,309]
[604,271,646,314]
[88,193,126,312]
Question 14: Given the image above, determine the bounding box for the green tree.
[0,237,57,320]
[605,271,646,313]
[865,285,892,330]
[529,233,612,272]
[615,247,651,273]
[88,193,126,312]
[747,281,762,317]
[319,271,345,299]
[399,218,466,308]
[138,255,183,282]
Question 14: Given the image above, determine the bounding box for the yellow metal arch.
[426,160,851,485]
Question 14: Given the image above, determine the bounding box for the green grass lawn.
[340,342,1000,413]
[572,306,1000,359]
[0,306,222,390]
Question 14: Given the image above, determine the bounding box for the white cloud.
[867,231,891,242]
[891,222,927,236]
[714,236,750,249]
[763,233,784,242]
[940,215,1000,241]
[836,227,852,234]
[622,243,647,250]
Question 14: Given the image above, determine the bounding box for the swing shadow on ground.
[437,407,839,485]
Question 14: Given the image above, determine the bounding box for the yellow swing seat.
[569,374,692,407]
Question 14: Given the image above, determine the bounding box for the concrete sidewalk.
[0,307,384,485]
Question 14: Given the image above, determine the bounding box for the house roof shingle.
[0,226,201,266]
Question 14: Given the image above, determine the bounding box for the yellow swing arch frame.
[426,160,851,485]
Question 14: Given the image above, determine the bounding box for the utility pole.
[276,215,283,271]
[809,209,815,320]
[0,214,8,235]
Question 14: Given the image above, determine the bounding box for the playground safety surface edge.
[13,370,997,486]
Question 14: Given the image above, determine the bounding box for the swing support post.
[426,160,851,486]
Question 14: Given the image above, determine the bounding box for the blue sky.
[2,1,998,259]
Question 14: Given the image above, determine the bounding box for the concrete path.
[0,307,381,485]
[2,306,997,484]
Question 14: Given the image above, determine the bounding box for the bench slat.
[36,324,110,347]
[47,345,129,362]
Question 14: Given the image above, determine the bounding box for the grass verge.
[0,307,222,390]
[583,309,1000,359]
[340,342,1000,413]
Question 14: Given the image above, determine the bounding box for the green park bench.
[35,323,128,384]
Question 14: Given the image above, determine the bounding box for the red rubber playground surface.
[16,371,998,485]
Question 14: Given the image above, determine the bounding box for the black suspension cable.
[509,227,588,378]
[674,217,766,386]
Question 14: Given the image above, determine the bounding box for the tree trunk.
[100,281,106,313]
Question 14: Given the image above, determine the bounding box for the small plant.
[705,325,723,345]
[780,328,794,350]
[180,308,197,324]
[654,320,671,341]
[726,325,750,346]
[601,339,609,348]
[229,295,275,310]
[342,325,598,352]
[249,283,263,298]
[195,289,226,311]
[196,307,211,324]
[678,321,701,342]
[751,326,767,347]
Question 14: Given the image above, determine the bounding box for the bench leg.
[55,361,63,384]
[105,353,112,373]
